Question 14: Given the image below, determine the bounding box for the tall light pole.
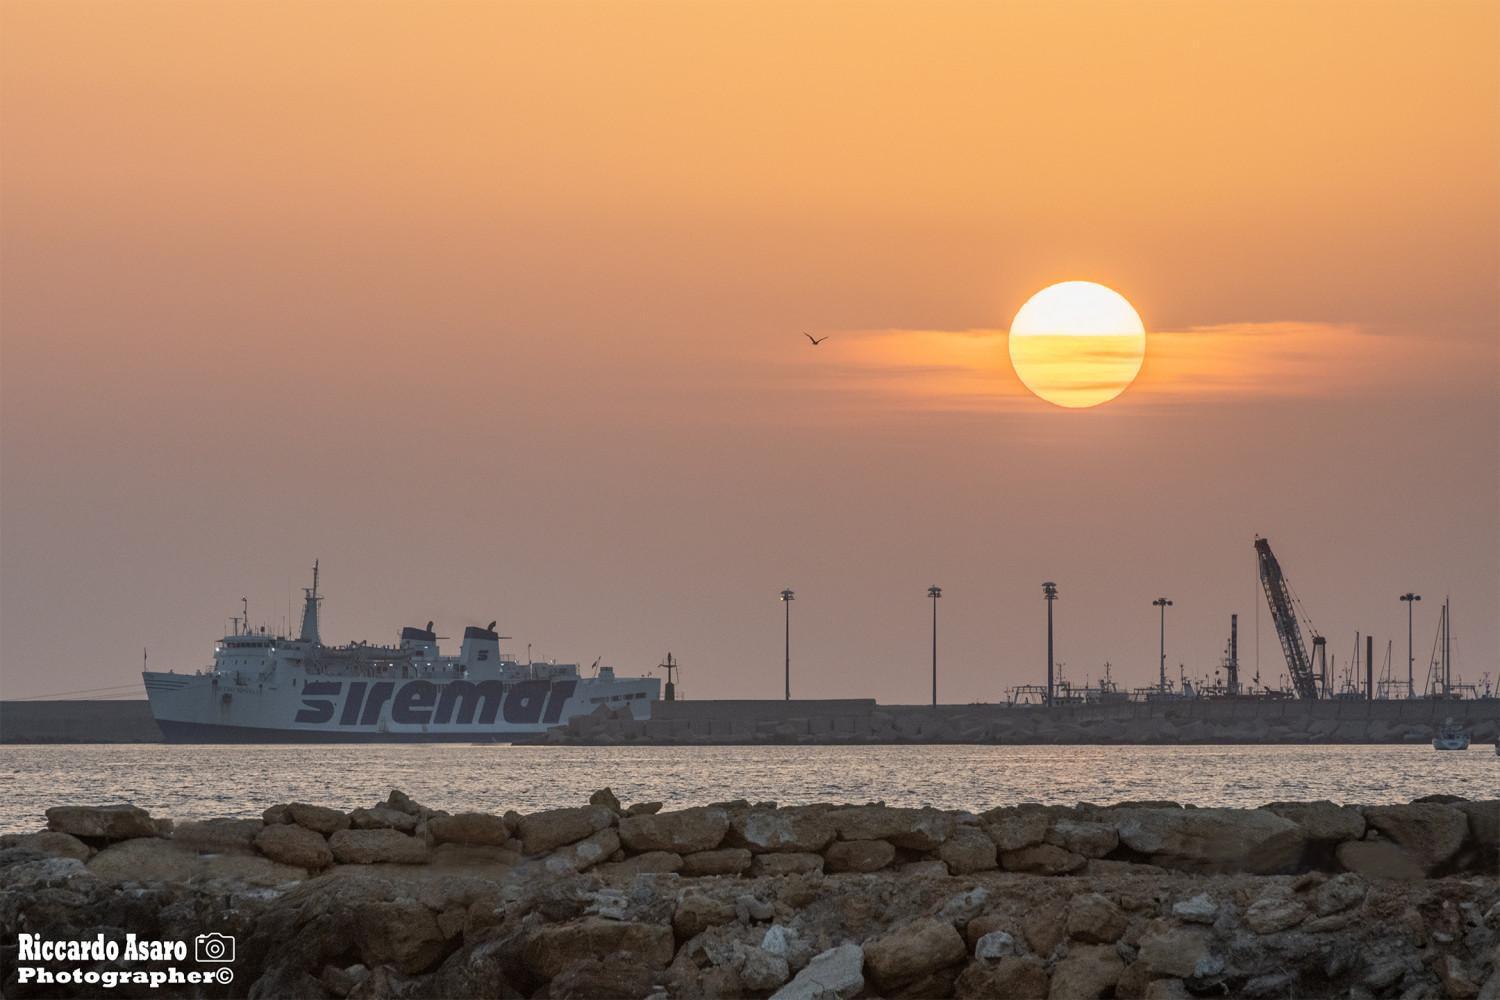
[1399,593,1420,698]
[1153,597,1173,694]
[1043,582,1058,706]
[927,586,942,705]
[780,589,795,700]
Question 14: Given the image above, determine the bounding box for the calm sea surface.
[2,744,1495,833]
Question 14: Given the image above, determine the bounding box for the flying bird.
[804,332,829,346]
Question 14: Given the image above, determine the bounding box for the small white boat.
[1432,717,1469,751]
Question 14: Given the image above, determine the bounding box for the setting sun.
[1008,281,1147,408]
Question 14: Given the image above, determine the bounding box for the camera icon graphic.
[194,933,235,963]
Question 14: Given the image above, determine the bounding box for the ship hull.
[144,670,657,743]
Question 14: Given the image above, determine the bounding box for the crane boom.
[1254,537,1320,700]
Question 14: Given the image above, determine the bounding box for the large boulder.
[173,818,263,854]
[543,828,620,874]
[1362,803,1469,872]
[730,809,835,853]
[673,893,738,939]
[354,900,449,974]
[329,828,431,864]
[287,802,351,835]
[824,839,895,873]
[87,837,305,885]
[980,807,1049,851]
[349,805,419,833]
[604,850,683,876]
[517,806,615,854]
[522,918,674,979]
[864,917,966,990]
[550,956,656,1000]
[618,806,729,853]
[1262,801,1365,842]
[1136,922,1214,979]
[771,944,865,1000]
[1455,800,1498,851]
[1066,893,1127,944]
[0,831,92,861]
[1334,840,1425,881]
[939,826,998,874]
[751,852,824,876]
[1112,807,1304,874]
[429,812,510,846]
[46,804,157,841]
[1244,893,1307,934]
[1046,819,1118,859]
[255,823,334,870]
[1047,942,1124,999]
[825,806,955,850]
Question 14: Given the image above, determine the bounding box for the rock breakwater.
[2,793,1496,997]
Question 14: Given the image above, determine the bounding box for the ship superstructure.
[143,563,659,742]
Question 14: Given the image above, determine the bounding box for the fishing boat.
[1432,717,1469,751]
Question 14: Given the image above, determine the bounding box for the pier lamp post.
[780,589,795,700]
[1153,597,1173,694]
[1399,593,1420,698]
[928,586,942,705]
[1043,582,1058,706]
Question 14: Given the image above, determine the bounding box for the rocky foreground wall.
[2,792,1497,998]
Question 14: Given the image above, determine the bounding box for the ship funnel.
[298,560,324,644]
[459,624,500,669]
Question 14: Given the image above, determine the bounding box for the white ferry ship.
[143,564,659,742]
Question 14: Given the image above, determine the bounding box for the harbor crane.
[1254,537,1321,700]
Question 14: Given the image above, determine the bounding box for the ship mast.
[298,560,323,644]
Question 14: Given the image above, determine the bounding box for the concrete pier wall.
[0,700,160,743]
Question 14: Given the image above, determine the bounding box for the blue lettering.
[503,680,549,725]
[295,682,342,724]
[541,680,578,724]
[339,682,367,725]
[391,680,436,725]
[359,682,396,725]
[433,680,505,725]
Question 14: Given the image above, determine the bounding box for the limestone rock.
[549,956,654,1000]
[1001,843,1086,875]
[349,805,419,833]
[1335,840,1425,881]
[588,787,623,813]
[619,806,729,854]
[682,847,752,876]
[517,806,615,854]
[737,944,793,991]
[1048,942,1124,1000]
[263,803,292,825]
[1314,873,1367,915]
[730,809,835,853]
[355,899,448,974]
[46,804,158,841]
[674,892,737,939]
[255,823,333,870]
[1067,893,1128,943]
[429,843,520,868]
[1113,807,1304,874]
[173,818,262,854]
[429,812,509,846]
[981,807,1049,851]
[522,918,674,979]
[544,828,620,874]
[1046,819,1119,859]
[1363,803,1470,872]
[825,839,895,873]
[1170,893,1218,924]
[771,943,864,1000]
[625,801,663,817]
[1245,893,1307,934]
[0,831,92,861]
[901,859,951,877]
[1456,800,1498,851]
[1023,898,1069,958]
[1137,922,1213,979]
[329,828,430,864]
[825,806,954,850]
[938,825,998,874]
[752,852,825,876]
[1263,800,1365,842]
[974,930,1016,960]
[287,802,351,835]
[864,917,967,990]
[956,956,1048,999]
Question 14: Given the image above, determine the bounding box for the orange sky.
[2,1,1496,701]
